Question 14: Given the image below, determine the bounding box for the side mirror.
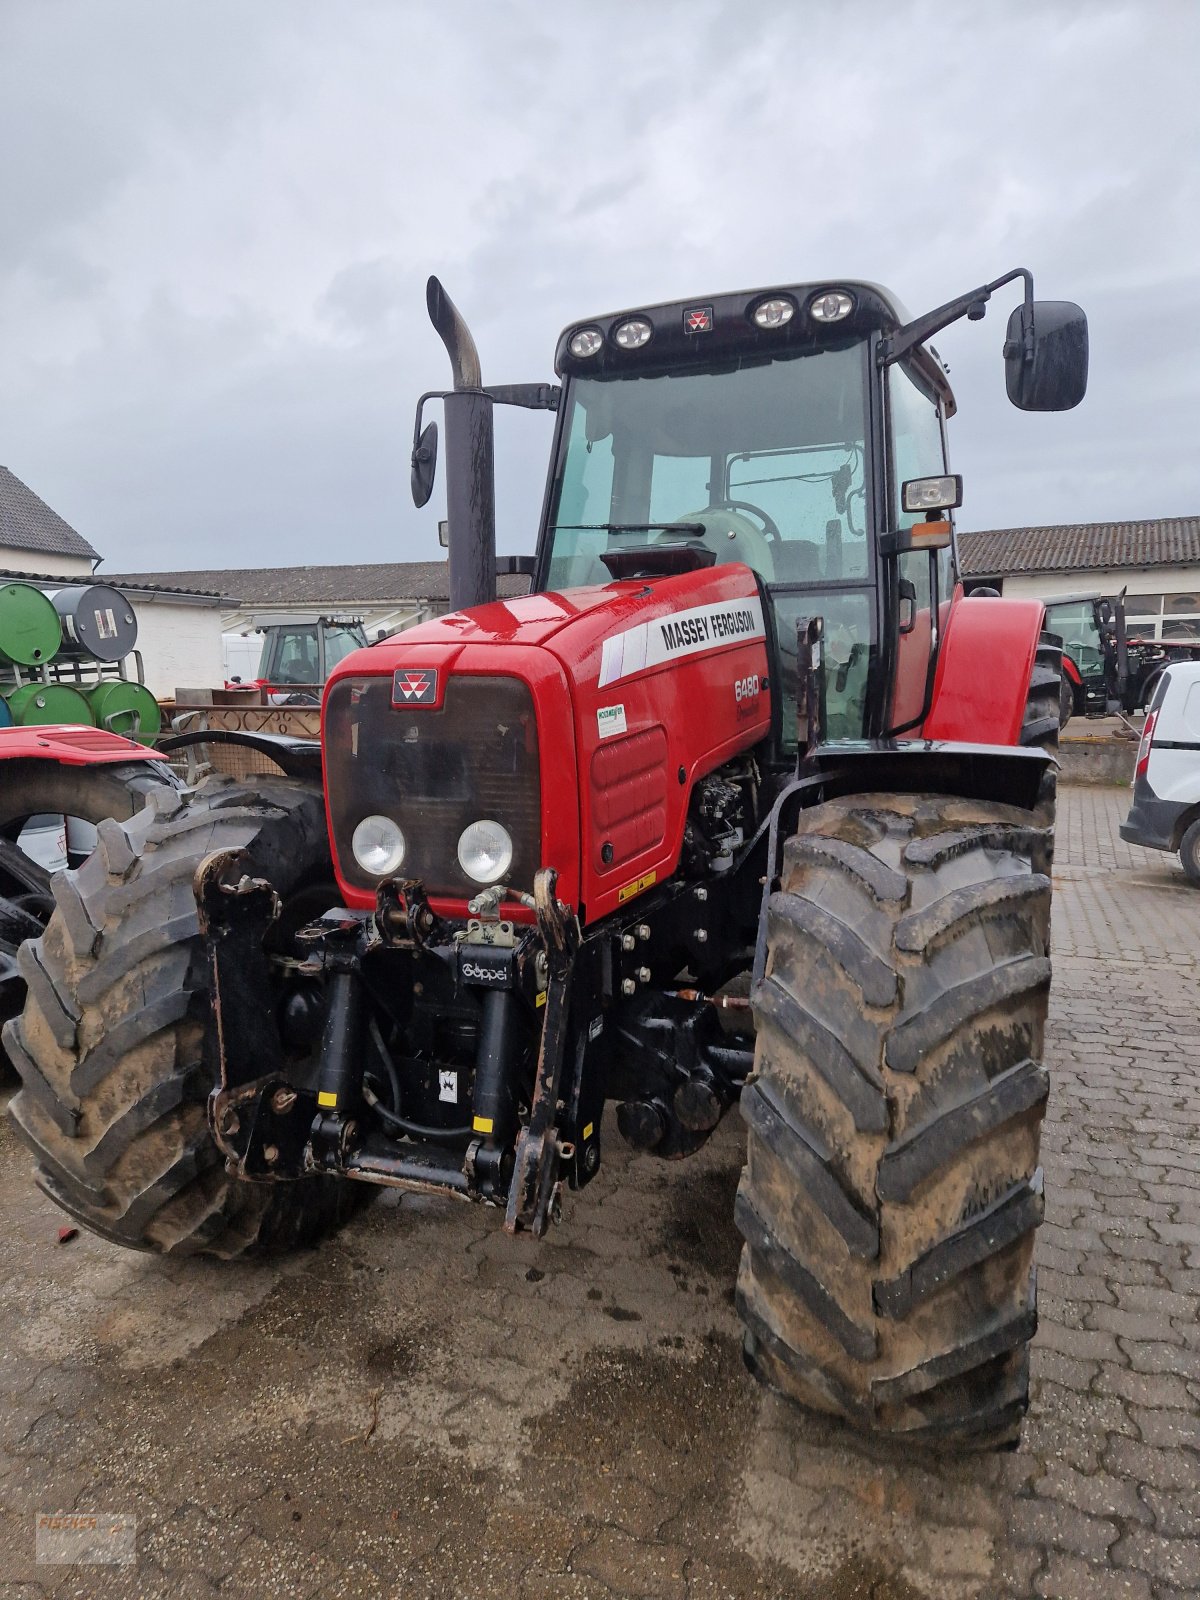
[411,420,439,508]
[1004,300,1088,411]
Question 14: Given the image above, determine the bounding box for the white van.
[1120,661,1200,883]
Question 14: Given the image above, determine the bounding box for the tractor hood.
[336,563,768,691]
[322,563,771,920]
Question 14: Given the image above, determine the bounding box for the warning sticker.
[599,596,765,687]
[438,1070,458,1104]
[617,870,657,904]
[96,609,118,641]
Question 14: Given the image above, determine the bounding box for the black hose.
[364,1018,473,1147]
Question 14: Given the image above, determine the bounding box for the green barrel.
[4,683,95,727]
[85,680,161,744]
[0,583,64,666]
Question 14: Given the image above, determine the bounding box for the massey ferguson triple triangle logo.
[392,668,438,706]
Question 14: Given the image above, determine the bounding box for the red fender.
[1061,653,1083,686]
[922,597,1046,747]
[0,725,163,765]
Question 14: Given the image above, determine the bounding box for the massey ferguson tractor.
[7,269,1087,1449]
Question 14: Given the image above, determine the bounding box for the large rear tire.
[4,775,370,1257]
[738,790,1052,1447]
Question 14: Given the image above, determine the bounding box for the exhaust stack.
[426,276,497,612]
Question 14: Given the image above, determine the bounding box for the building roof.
[959,516,1200,579]
[0,567,223,604]
[0,466,100,562]
[102,560,530,605]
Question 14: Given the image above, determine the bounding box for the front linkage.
[196,832,759,1235]
[199,850,594,1236]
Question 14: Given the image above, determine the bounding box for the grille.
[326,674,541,899]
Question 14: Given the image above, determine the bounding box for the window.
[545,344,870,591]
[1110,593,1200,643]
[1046,602,1104,672]
[889,366,947,530]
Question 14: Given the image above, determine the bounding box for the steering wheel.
[709,498,782,543]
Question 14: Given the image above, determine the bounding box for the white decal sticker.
[589,1016,604,1041]
[596,703,627,738]
[599,596,766,687]
[438,1070,458,1104]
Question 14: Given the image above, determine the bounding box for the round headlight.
[809,290,854,323]
[568,327,604,358]
[752,296,795,329]
[613,317,652,349]
[457,819,514,885]
[352,814,406,877]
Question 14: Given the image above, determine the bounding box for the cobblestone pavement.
[0,786,1196,1599]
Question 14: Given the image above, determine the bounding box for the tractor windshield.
[544,341,873,738]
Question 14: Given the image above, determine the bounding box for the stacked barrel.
[0,582,160,743]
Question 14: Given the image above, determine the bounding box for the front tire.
[4,775,369,1257]
[739,791,1053,1448]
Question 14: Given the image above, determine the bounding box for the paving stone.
[1034,1553,1153,1599]
[1033,1462,1151,1525]
[1129,1406,1200,1450]
[1009,1498,1119,1563]
[1110,1529,1200,1587]
[1139,1485,1200,1539]
[1100,1366,1198,1410]
[1103,1438,1198,1491]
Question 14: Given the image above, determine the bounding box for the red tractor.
[0,726,177,1045]
[7,269,1087,1448]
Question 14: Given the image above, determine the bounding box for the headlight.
[352,814,406,877]
[457,819,513,884]
[613,317,652,349]
[568,327,604,358]
[809,289,854,323]
[752,296,795,329]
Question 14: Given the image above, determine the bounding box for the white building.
[0,463,225,697]
[959,517,1200,641]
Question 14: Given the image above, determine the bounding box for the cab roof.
[555,279,955,413]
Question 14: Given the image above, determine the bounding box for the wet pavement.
[0,786,1197,1599]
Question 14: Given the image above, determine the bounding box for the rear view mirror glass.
[1005,301,1089,411]
[411,420,439,508]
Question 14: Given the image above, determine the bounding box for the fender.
[158,729,322,780]
[1061,653,1083,686]
[0,725,163,766]
[922,596,1046,745]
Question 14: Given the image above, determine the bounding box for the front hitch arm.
[504,867,580,1237]
[196,848,295,1176]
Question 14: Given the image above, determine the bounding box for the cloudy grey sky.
[0,0,1196,573]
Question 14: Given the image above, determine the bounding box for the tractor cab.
[540,283,957,745]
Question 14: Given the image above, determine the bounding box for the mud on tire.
[4,775,370,1257]
[738,791,1052,1448]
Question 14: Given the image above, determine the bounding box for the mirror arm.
[881,267,1033,365]
[483,383,560,411]
[411,391,445,461]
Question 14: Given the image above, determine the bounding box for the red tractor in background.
[0,727,176,1049]
[8,268,1087,1449]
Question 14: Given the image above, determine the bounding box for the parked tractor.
[0,727,176,1047]
[1043,591,1200,729]
[224,614,369,704]
[7,269,1087,1448]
